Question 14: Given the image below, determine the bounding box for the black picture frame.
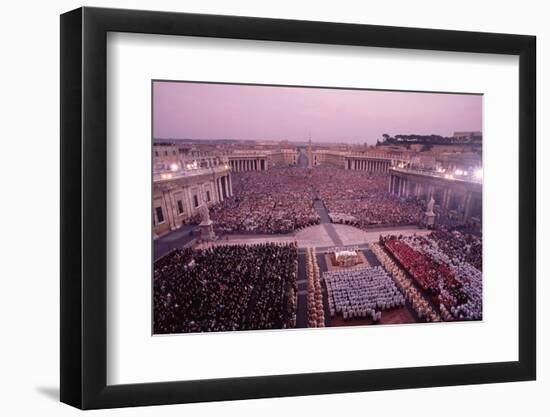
[60,6,536,410]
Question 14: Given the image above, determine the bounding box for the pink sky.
[153,81,482,144]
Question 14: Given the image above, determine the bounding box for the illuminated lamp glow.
[474,169,483,180]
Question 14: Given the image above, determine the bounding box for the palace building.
[153,154,232,238]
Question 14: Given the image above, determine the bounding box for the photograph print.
[152,81,483,335]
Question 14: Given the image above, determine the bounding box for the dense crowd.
[305,247,325,327]
[153,243,298,334]
[310,166,424,228]
[403,232,482,320]
[369,243,441,322]
[205,165,424,235]
[209,168,320,234]
[324,266,405,321]
[429,228,482,271]
[381,232,482,321]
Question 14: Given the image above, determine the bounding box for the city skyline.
[153,81,482,144]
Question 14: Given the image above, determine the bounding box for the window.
[206,191,211,202]
[155,206,164,223]
[155,151,159,157]
[193,195,199,207]
[173,150,176,155]
[177,200,184,214]
[164,151,168,156]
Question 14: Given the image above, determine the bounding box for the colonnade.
[216,174,233,201]
[389,173,479,222]
[346,158,391,173]
[229,159,266,172]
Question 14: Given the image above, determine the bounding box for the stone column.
[426,185,435,201]
[218,178,224,201]
[162,191,176,230]
[228,174,233,196]
[168,190,179,227]
[463,191,473,221]
[442,189,451,211]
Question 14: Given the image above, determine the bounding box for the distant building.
[313,148,410,173]
[453,131,482,140]
[227,148,297,171]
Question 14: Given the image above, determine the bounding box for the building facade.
[312,149,411,173]
[153,157,232,238]
[227,148,298,172]
[313,149,347,168]
[344,152,409,173]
